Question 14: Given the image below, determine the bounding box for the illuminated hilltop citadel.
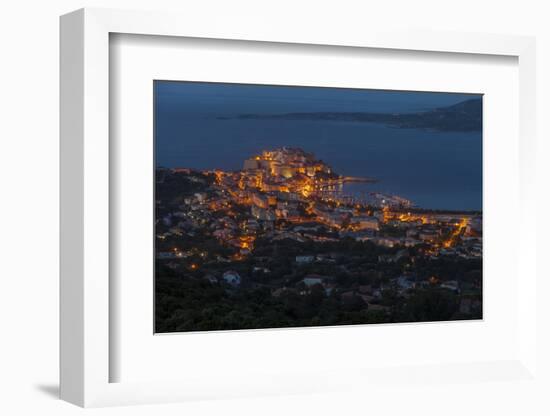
[216,147,397,206]
[239,147,377,198]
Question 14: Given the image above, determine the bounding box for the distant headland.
[219,98,482,132]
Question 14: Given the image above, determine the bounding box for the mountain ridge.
[222,97,482,132]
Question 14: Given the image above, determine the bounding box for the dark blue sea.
[155,82,482,211]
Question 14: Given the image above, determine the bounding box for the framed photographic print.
[60,8,539,408]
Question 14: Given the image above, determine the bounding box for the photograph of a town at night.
[154,81,482,333]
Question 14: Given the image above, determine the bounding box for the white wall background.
[0,1,548,415]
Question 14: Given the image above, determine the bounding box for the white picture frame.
[60,7,538,408]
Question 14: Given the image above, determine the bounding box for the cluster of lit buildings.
[156,148,482,264]
[153,148,481,321]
